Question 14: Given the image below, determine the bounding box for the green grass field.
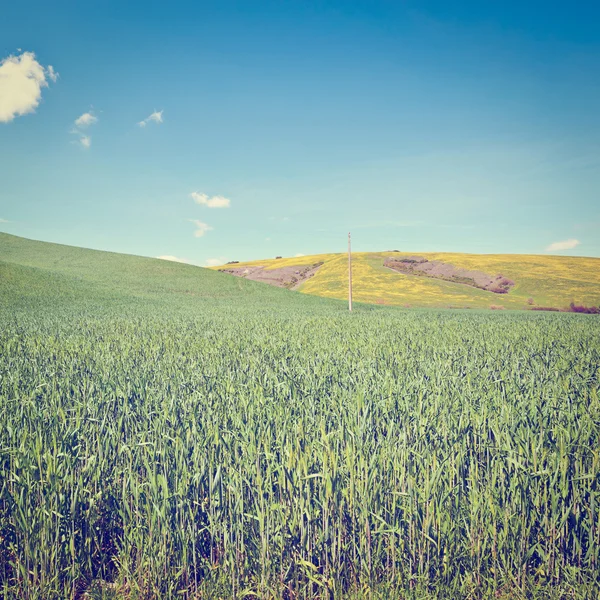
[1,233,599,599]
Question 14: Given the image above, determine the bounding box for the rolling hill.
[0,232,339,313]
[213,250,600,310]
[2,232,598,311]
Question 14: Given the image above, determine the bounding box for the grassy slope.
[4,232,598,311]
[215,250,600,309]
[0,232,342,314]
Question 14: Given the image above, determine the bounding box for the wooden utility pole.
[348,232,353,312]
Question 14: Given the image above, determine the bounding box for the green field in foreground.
[1,233,600,599]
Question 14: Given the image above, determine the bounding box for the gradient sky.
[1,0,599,265]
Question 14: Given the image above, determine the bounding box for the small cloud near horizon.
[189,219,213,238]
[0,51,58,123]
[205,257,226,267]
[191,192,231,208]
[295,253,305,257]
[157,255,193,264]
[546,239,580,252]
[138,110,163,127]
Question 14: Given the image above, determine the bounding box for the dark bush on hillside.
[569,302,600,314]
[531,307,560,312]
[488,276,514,294]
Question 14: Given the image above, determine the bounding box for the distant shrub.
[490,305,505,310]
[275,256,282,259]
[226,261,239,265]
[488,276,514,294]
[569,302,600,314]
[527,297,535,305]
[531,306,560,312]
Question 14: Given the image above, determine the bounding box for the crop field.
[1,234,600,599]
[218,252,600,310]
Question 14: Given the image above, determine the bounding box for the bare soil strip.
[219,262,323,289]
[384,256,515,294]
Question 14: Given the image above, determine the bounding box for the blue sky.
[1,0,599,265]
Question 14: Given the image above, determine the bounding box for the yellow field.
[213,251,600,309]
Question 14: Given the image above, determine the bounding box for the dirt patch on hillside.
[219,263,323,290]
[384,256,514,294]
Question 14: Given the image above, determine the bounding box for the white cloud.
[74,111,97,127]
[138,110,163,127]
[47,65,58,83]
[0,51,58,123]
[205,257,226,267]
[157,255,193,264]
[0,218,10,223]
[295,253,305,257]
[189,219,213,238]
[71,111,97,148]
[190,192,231,208]
[265,237,271,242]
[546,239,580,252]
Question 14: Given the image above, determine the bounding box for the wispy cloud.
[546,239,580,252]
[189,219,213,238]
[191,192,231,208]
[138,110,163,127]
[0,218,10,223]
[47,65,58,83]
[74,111,97,127]
[157,255,193,264]
[71,110,97,148]
[0,51,58,123]
[205,257,226,267]
[295,253,305,257]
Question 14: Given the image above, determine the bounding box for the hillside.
[0,232,340,314]
[2,233,598,312]
[214,250,600,310]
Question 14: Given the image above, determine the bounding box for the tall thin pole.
[348,232,353,312]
